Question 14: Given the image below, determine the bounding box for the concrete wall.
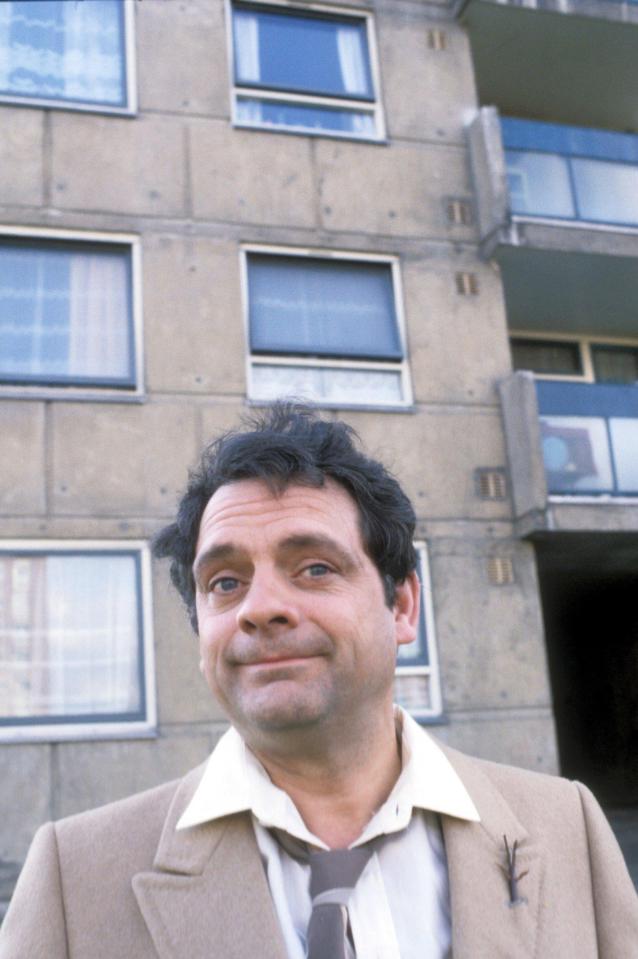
[0,0,558,916]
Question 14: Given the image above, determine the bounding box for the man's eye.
[305,564,331,578]
[210,577,239,594]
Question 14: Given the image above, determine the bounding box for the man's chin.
[236,689,332,735]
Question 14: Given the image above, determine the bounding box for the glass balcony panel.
[540,416,613,493]
[609,419,638,493]
[572,158,638,226]
[505,150,575,218]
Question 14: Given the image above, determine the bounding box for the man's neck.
[248,710,403,849]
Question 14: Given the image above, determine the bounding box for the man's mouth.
[244,654,318,668]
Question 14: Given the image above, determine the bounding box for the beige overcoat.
[1,741,637,958]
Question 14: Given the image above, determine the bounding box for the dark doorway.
[535,534,638,806]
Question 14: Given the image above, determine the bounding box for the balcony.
[499,372,638,536]
[458,1,638,132]
[468,109,638,258]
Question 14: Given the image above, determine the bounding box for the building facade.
[1,0,637,914]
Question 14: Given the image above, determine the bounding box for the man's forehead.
[196,477,362,546]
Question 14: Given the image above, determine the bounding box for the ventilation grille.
[455,272,479,296]
[427,28,447,51]
[446,198,473,226]
[487,556,515,586]
[475,468,508,501]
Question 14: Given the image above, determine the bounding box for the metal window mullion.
[605,416,621,495]
[581,340,596,383]
[234,87,376,112]
[250,355,404,372]
[235,82,374,106]
[566,156,581,221]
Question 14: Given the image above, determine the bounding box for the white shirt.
[178,708,480,959]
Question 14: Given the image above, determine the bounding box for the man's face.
[192,478,418,743]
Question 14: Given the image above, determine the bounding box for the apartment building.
[1,0,637,913]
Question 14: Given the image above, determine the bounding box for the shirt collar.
[176,707,480,838]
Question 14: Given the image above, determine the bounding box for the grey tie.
[306,846,374,959]
[272,831,375,959]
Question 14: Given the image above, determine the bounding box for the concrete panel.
[436,710,559,775]
[51,114,185,216]
[344,408,511,520]
[379,16,477,142]
[546,502,638,533]
[405,260,511,405]
[316,140,472,239]
[499,372,547,520]
[430,538,552,710]
[466,106,509,242]
[198,401,248,454]
[153,562,228,724]
[51,403,198,517]
[0,403,45,515]
[52,731,217,819]
[143,235,246,395]
[0,516,166,541]
[0,745,51,864]
[0,108,44,207]
[190,120,317,227]
[137,0,229,116]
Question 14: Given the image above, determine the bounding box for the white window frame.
[394,543,443,720]
[0,539,156,744]
[510,330,638,383]
[226,0,386,142]
[0,0,137,115]
[241,243,413,409]
[0,224,144,402]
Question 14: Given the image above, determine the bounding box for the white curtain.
[336,24,368,96]
[46,556,140,715]
[62,0,123,104]
[67,252,130,380]
[0,554,140,719]
[0,1,122,104]
[236,97,265,125]
[234,11,260,84]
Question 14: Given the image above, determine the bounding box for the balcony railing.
[536,381,638,495]
[503,118,638,228]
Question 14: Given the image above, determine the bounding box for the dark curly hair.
[153,403,417,632]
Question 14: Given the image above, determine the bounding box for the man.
[2,405,637,958]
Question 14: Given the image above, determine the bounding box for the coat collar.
[133,744,543,959]
[132,766,288,959]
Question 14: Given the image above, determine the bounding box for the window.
[510,337,583,378]
[0,0,135,112]
[244,248,412,407]
[0,542,155,742]
[230,1,383,139]
[510,333,638,385]
[0,229,142,396]
[394,545,442,720]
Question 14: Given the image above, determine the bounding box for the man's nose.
[236,573,300,634]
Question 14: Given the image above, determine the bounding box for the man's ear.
[393,570,420,649]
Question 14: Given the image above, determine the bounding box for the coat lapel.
[132,768,287,959]
[439,745,543,959]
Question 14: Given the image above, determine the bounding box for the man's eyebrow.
[192,543,237,584]
[277,534,358,570]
